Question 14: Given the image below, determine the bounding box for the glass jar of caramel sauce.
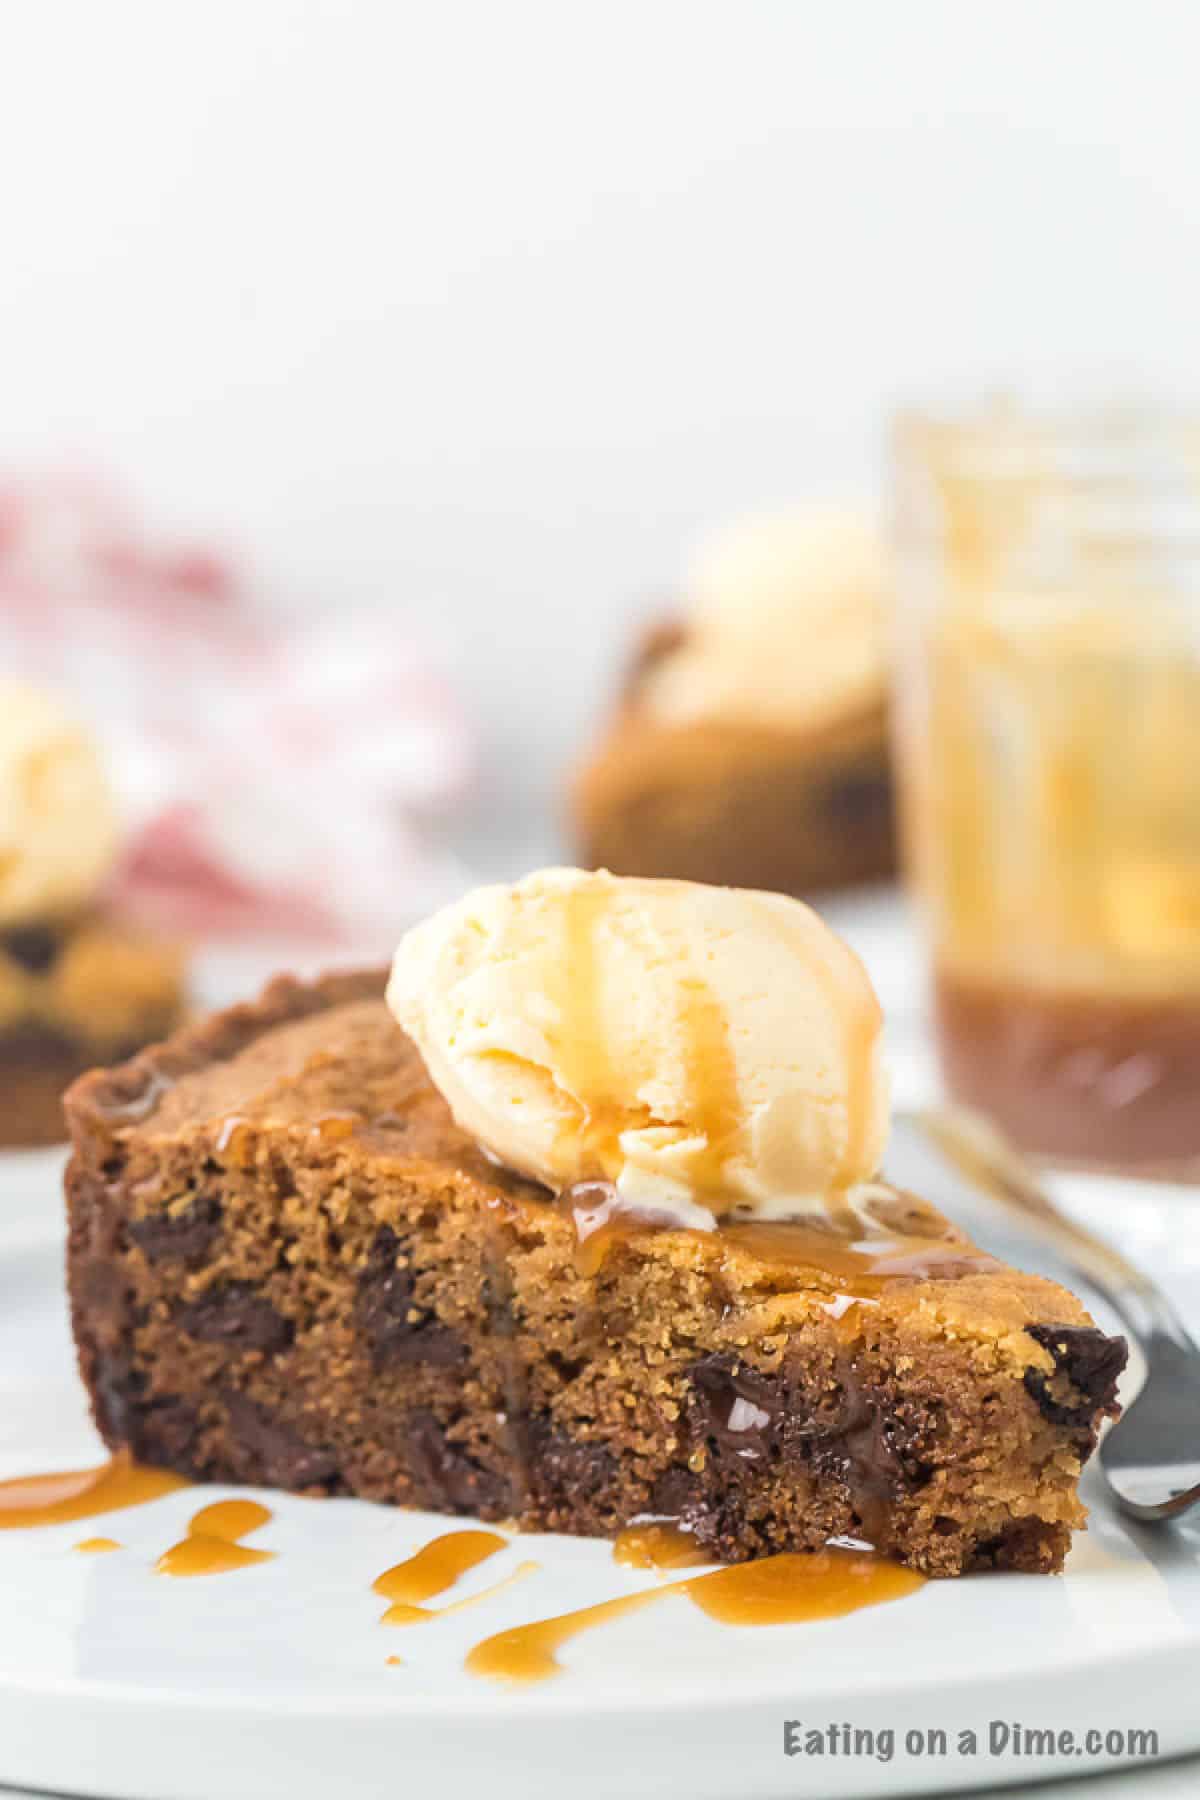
[893,404,1200,1175]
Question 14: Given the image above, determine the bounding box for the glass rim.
[893,396,1200,480]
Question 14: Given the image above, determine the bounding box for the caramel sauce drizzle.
[555,885,625,1175]
[674,968,741,1196]
[310,1110,363,1143]
[549,884,944,1291]
[157,1497,275,1578]
[215,1113,251,1155]
[554,885,741,1200]
[684,1546,923,1626]
[612,1521,712,1571]
[562,1194,1000,1290]
[716,1217,1001,1293]
[8,1480,922,1687]
[542,882,1003,1298]
[468,1584,662,1685]
[221,1109,363,1160]
[565,1181,660,1278]
[837,957,883,1194]
[382,1560,540,1627]
[756,900,882,1205]
[0,1454,189,1531]
[467,1545,924,1685]
[373,1528,509,1624]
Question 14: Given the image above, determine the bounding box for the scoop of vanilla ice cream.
[0,682,120,926]
[642,507,887,733]
[387,867,888,1226]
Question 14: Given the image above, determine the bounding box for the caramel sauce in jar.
[936,972,1200,1174]
[894,404,1200,1175]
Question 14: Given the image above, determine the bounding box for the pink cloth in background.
[0,475,474,946]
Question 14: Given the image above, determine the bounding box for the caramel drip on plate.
[681,1547,923,1626]
[156,1543,272,1578]
[0,1454,189,1530]
[74,1537,121,1554]
[467,1545,924,1685]
[468,1585,662,1684]
[373,1528,508,1624]
[382,1560,540,1628]
[157,1497,275,1578]
[189,1499,273,1540]
[612,1521,712,1571]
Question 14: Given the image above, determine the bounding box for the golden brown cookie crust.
[65,972,1124,1575]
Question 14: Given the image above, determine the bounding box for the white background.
[2,0,1199,850]
[3,16,1199,1792]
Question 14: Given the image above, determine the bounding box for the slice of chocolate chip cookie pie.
[65,871,1124,1576]
[0,681,186,1146]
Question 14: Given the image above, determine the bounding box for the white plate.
[2,1161,1199,1800]
[0,1143,69,1252]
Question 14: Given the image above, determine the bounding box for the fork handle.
[911,1107,1200,1358]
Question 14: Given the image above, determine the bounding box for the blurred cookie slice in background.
[0,680,186,1147]
[571,507,896,896]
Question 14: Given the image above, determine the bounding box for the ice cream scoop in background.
[0,681,120,927]
[640,506,887,735]
[388,866,889,1228]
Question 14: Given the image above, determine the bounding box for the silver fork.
[889,1108,1200,1524]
